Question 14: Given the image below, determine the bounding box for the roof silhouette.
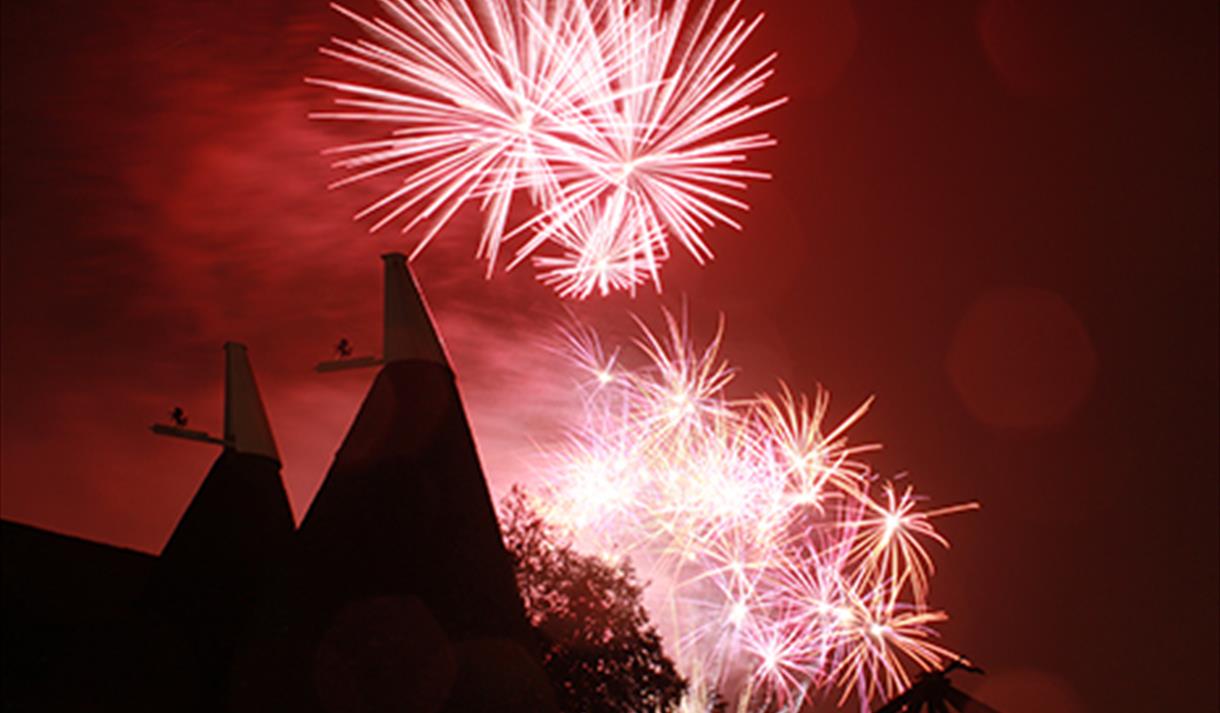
[146,449,295,711]
[1,255,554,712]
[239,254,548,713]
[874,660,998,713]
[380,252,449,366]
[1,520,156,709]
[221,341,281,460]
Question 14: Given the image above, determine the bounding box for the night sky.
[2,1,1216,711]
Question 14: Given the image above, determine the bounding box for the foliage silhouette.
[501,486,687,713]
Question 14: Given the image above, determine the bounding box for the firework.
[532,199,667,298]
[310,0,783,295]
[534,311,978,711]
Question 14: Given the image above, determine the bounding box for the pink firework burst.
[310,0,783,296]
[534,310,979,711]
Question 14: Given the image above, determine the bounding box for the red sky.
[2,1,1216,711]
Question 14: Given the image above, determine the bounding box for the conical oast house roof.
[221,341,281,462]
[153,343,293,584]
[144,343,295,711]
[380,252,449,366]
[250,254,551,713]
[0,262,556,713]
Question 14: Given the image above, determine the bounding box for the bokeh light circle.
[947,287,1097,429]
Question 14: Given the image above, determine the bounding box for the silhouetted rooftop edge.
[381,252,450,367]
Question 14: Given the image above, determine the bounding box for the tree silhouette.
[500,486,687,713]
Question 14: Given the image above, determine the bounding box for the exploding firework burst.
[310,0,783,296]
[533,311,979,711]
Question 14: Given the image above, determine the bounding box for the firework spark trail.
[532,198,667,298]
[311,0,783,296]
[534,311,978,711]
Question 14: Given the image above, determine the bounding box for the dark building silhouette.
[2,520,156,710]
[873,660,997,713]
[1,255,554,712]
[143,343,296,711]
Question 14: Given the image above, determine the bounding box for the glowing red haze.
[1,2,1215,712]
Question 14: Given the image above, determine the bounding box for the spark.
[535,310,978,710]
[311,0,783,296]
[824,597,961,705]
[842,482,982,607]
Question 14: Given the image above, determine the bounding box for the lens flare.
[310,0,783,296]
[534,311,978,711]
